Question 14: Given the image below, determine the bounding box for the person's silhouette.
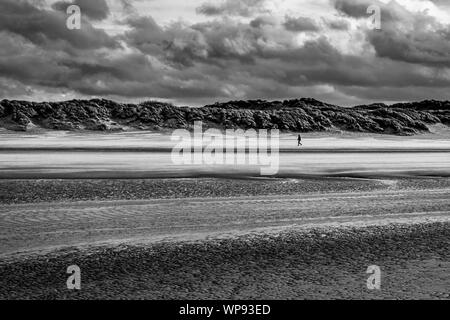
[297,134,302,147]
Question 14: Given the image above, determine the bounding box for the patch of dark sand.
[2,177,450,205]
[0,222,448,300]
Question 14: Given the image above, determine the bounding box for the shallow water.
[0,131,449,178]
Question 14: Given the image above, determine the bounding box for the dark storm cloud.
[368,7,450,67]
[0,31,144,93]
[0,78,35,98]
[0,0,117,50]
[124,16,211,67]
[250,16,278,29]
[123,14,450,92]
[0,0,140,97]
[283,16,320,32]
[334,0,373,18]
[333,0,398,22]
[119,0,137,14]
[125,16,285,67]
[0,0,449,105]
[323,18,350,31]
[368,26,450,67]
[334,0,450,67]
[196,0,268,17]
[52,0,110,21]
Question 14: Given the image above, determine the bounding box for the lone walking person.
[297,134,302,147]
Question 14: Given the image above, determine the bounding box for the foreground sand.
[0,178,449,299]
[0,222,448,300]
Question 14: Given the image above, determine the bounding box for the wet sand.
[0,178,449,299]
[0,222,448,300]
[2,177,450,204]
[0,131,449,179]
[0,131,449,300]
[0,177,396,204]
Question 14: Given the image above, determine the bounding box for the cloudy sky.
[0,0,450,106]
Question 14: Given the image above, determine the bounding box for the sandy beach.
[0,219,448,300]
[2,0,450,303]
[0,177,449,299]
[0,132,449,300]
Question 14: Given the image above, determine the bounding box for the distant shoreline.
[1,147,450,153]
